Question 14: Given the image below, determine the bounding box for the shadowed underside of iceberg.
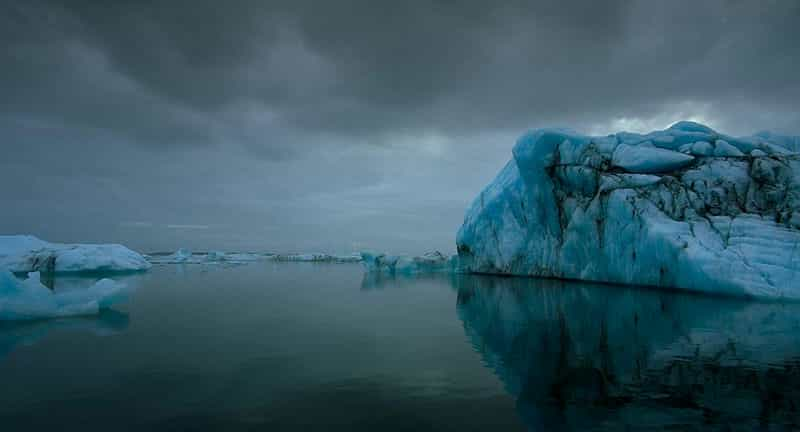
[457,122,800,299]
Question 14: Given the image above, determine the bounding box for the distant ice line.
[146,248,362,265]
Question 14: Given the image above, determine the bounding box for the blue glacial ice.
[0,270,132,321]
[360,251,458,274]
[456,121,800,299]
[0,235,151,274]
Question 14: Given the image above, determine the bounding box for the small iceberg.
[0,235,151,274]
[0,270,132,321]
[360,251,458,274]
[168,248,194,263]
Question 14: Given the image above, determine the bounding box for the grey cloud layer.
[1,0,798,251]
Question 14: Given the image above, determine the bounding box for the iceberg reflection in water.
[0,309,130,360]
[366,272,800,430]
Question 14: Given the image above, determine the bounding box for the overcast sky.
[1,0,798,253]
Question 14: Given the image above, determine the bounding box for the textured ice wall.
[457,122,800,298]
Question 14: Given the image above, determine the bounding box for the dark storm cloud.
[4,0,799,146]
[1,0,799,252]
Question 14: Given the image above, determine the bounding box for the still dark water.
[2,263,800,431]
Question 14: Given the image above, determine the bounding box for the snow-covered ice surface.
[457,121,800,299]
[0,270,132,321]
[0,235,151,274]
[360,251,457,274]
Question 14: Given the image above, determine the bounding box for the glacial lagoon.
[2,262,800,431]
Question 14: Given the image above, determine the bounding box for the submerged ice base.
[457,122,800,299]
[0,270,131,321]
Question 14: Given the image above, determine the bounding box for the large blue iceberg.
[457,122,800,299]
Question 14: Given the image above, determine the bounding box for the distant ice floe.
[147,248,274,265]
[148,249,362,265]
[271,253,362,263]
[0,270,132,321]
[0,235,151,274]
[360,251,458,274]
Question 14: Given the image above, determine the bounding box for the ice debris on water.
[360,251,458,274]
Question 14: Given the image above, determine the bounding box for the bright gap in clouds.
[588,102,718,136]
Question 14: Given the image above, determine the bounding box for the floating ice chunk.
[714,139,745,157]
[171,248,193,263]
[611,144,695,173]
[750,149,767,157]
[147,248,202,264]
[0,235,150,274]
[361,251,458,274]
[206,250,226,261]
[223,252,273,262]
[0,270,131,321]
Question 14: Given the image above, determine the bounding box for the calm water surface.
[2,263,800,431]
